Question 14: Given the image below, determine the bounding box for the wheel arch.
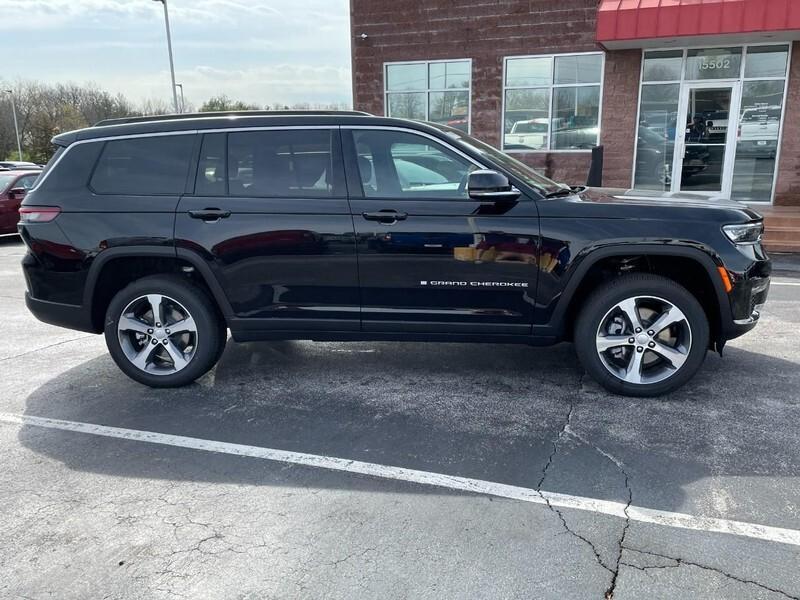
[550,244,732,347]
[84,247,233,332]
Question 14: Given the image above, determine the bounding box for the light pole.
[175,83,185,113]
[152,0,180,113]
[3,89,22,161]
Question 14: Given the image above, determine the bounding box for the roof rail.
[93,110,372,127]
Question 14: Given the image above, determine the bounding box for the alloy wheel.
[595,295,692,385]
[117,294,198,375]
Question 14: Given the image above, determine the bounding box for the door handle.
[188,208,231,222]
[362,210,408,224]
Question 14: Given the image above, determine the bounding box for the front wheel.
[104,275,226,388]
[574,274,710,397]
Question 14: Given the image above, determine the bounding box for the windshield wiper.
[544,185,586,198]
[544,188,573,198]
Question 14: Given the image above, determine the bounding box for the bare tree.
[0,79,352,162]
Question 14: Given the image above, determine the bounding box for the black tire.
[574,273,710,397]
[104,275,226,388]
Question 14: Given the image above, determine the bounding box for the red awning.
[597,0,800,47]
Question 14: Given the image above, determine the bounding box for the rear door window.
[226,129,337,198]
[194,133,227,196]
[90,134,195,195]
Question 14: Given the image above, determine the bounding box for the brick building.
[350,0,800,249]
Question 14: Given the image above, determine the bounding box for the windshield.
[638,126,669,146]
[0,174,17,194]
[427,123,565,194]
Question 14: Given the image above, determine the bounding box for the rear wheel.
[104,275,225,388]
[574,274,709,397]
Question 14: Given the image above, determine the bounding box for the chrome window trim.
[28,126,344,193]
[202,125,338,134]
[31,124,484,193]
[29,130,199,193]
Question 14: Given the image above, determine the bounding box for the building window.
[502,53,603,152]
[634,44,790,203]
[384,60,471,132]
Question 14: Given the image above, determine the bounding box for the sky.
[1,0,352,108]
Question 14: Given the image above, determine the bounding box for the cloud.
[101,63,353,106]
[0,0,338,28]
[1,0,352,107]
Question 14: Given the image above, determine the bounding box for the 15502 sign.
[698,57,732,71]
[688,50,741,78]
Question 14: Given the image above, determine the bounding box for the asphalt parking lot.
[1,233,799,600]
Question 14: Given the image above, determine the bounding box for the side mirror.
[8,187,26,201]
[467,170,520,202]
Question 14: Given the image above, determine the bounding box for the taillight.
[19,206,61,223]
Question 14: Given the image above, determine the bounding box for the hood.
[540,186,763,222]
[537,186,763,223]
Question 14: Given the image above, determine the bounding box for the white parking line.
[1,411,799,548]
[771,281,800,287]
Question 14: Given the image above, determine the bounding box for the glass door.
[672,83,740,195]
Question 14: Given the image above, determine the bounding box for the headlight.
[722,222,763,245]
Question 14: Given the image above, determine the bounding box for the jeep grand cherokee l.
[19,112,770,396]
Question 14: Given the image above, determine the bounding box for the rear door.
[175,127,359,335]
[343,127,539,335]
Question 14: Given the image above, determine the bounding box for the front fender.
[535,241,732,340]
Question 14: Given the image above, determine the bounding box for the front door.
[672,82,740,196]
[343,127,539,335]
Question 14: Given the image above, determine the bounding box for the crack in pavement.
[0,334,96,362]
[597,443,632,600]
[564,375,789,600]
[561,401,634,599]
[621,547,800,600]
[535,399,616,580]
[537,372,634,599]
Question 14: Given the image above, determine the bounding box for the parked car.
[636,126,673,185]
[737,106,781,158]
[701,110,729,143]
[504,118,548,150]
[550,116,599,149]
[19,112,770,396]
[0,170,39,234]
[0,161,41,170]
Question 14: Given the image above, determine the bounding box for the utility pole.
[153,0,180,113]
[4,89,22,161]
[175,83,185,113]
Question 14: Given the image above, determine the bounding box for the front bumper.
[724,275,770,340]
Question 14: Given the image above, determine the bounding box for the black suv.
[19,112,770,396]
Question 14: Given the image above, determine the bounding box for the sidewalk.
[770,252,800,276]
[759,207,800,254]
